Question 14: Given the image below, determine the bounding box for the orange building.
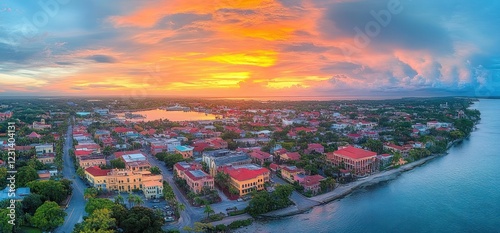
[327,146,377,175]
[219,164,270,196]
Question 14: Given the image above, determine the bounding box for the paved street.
[57,118,87,233]
[144,150,249,231]
[144,150,204,231]
[271,174,320,211]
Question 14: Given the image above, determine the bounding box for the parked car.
[164,216,175,222]
[237,198,243,202]
[166,211,174,215]
[226,207,238,212]
[152,205,159,209]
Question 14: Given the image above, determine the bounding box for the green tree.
[204,204,214,218]
[22,193,43,215]
[27,180,70,204]
[31,201,66,231]
[84,187,99,199]
[110,158,126,169]
[74,208,116,233]
[363,139,384,154]
[116,206,164,233]
[17,166,39,186]
[0,209,14,233]
[215,172,230,189]
[85,198,116,215]
[149,166,161,175]
[221,131,240,140]
[0,167,7,188]
[114,194,125,205]
[163,153,185,168]
[76,167,85,178]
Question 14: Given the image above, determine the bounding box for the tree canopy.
[31,201,66,231]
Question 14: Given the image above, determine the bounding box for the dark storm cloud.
[156,13,212,30]
[86,55,117,63]
[320,0,454,54]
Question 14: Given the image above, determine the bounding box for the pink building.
[174,162,213,194]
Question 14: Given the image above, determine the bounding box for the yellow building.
[142,181,164,199]
[84,166,110,190]
[79,156,106,169]
[84,166,163,196]
[220,164,270,196]
[36,153,55,164]
[280,165,304,183]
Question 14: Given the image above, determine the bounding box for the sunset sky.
[1,0,499,97]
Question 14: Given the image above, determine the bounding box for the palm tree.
[177,203,186,213]
[134,195,144,206]
[203,204,214,218]
[114,194,124,205]
[127,194,135,208]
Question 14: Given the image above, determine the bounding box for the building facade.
[327,146,377,175]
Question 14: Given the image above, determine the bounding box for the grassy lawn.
[19,226,42,233]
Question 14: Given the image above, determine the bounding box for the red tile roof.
[334,146,377,159]
[75,150,93,156]
[249,150,271,160]
[307,143,324,149]
[300,174,325,187]
[85,166,110,176]
[285,152,301,161]
[113,127,133,133]
[221,166,269,181]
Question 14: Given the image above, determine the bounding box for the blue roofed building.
[0,187,31,202]
[175,145,194,159]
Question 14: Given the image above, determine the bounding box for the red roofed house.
[327,146,377,175]
[248,150,272,166]
[305,143,324,154]
[84,166,111,190]
[269,163,280,172]
[75,150,93,157]
[27,132,42,139]
[279,152,301,161]
[383,143,410,157]
[219,165,270,196]
[294,174,325,194]
[174,161,213,194]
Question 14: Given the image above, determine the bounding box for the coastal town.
[0,97,480,233]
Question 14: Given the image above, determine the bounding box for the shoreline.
[256,138,467,220]
[258,153,441,219]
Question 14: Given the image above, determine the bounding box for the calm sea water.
[117,109,217,122]
[242,99,500,233]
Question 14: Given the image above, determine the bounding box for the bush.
[228,209,246,216]
[228,219,253,230]
[215,224,228,231]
